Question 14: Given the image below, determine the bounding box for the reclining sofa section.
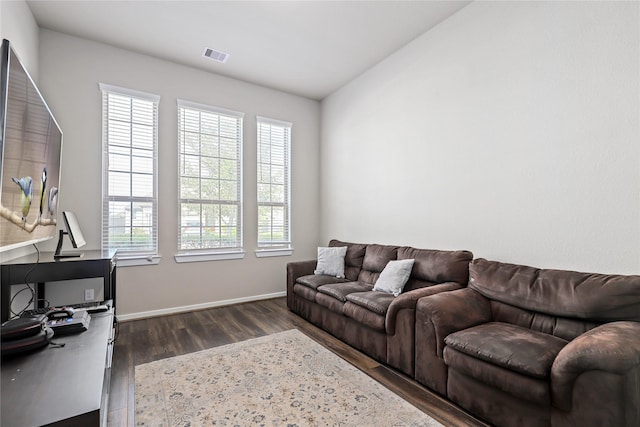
[415,258,640,427]
[286,239,473,377]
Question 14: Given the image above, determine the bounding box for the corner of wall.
[0,0,40,82]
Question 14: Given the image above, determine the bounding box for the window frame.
[175,99,245,263]
[99,83,160,265]
[255,116,293,257]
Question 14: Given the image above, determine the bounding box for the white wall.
[38,30,321,317]
[0,0,39,82]
[321,1,640,274]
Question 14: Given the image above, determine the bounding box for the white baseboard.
[115,291,286,322]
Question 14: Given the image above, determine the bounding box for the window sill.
[116,254,162,267]
[174,251,246,263]
[255,248,294,258]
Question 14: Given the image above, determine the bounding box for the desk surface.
[1,311,113,426]
[1,250,117,266]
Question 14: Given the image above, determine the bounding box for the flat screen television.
[0,39,63,252]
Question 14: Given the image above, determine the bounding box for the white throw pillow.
[373,259,415,297]
[314,246,348,278]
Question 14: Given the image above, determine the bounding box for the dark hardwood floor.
[107,297,488,427]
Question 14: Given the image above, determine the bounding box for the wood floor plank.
[109,297,488,426]
[106,407,127,427]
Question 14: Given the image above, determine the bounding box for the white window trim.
[100,83,160,260]
[99,83,160,103]
[255,248,293,258]
[116,254,162,267]
[178,99,244,119]
[174,250,246,263]
[256,116,293,251]
[176,99,244,258]
[256,116,292,128]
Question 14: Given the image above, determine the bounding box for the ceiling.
[27,1,471,100]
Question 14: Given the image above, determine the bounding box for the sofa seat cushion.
[317,282,373,303]
[296,274,350,291]
[345,291,395,316]
[444,346,551,405]
[315,293,344,314]
[292,283,317,302]
[343,301,386,332]
[444,322,568,379]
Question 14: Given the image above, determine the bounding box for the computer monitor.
[54,211,86,258]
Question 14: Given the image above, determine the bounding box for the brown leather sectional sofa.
[287,241,640,427]
[416,258,640,427]
[286,239,473,377]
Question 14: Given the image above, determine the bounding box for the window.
[256,116,292,256]
[176,100,243,261]
[100,84,159,262]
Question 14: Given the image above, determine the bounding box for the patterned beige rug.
[135,329,443,426]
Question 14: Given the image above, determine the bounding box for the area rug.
[135,329,442,426]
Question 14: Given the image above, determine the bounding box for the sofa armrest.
[286,260,316,308]
[386,282,464,334]
[286,260,316,289]
[414,287,492,394]
[551,321,640,411]
[416,288,492,357]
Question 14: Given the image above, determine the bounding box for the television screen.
[0,39,63,252]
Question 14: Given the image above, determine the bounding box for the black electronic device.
[1,317,53,357]
[47,310,90,335]
[71,299,112,314]
[47,307,75,319]
[74,304,109,314]
[54,211,87,259]
[1,317,43,341]
[1,328,53,357]
[0,38,63,253]
[20,307,50,319]
[88,304,109,314]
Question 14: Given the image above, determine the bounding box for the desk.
[1,310,115,426]
[1,250,117,322]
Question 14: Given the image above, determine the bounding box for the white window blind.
[177,99,243,253]
[100,83,159,256]
[257,116,291,249]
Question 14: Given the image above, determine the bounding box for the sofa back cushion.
[470,258,640,323]
[326,240,474,290]
[329,239,366,281]
[490,300,600,341]
[358,244,398,284]
[398,247,473,291]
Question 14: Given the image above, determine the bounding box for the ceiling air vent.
[203,48,229,63]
